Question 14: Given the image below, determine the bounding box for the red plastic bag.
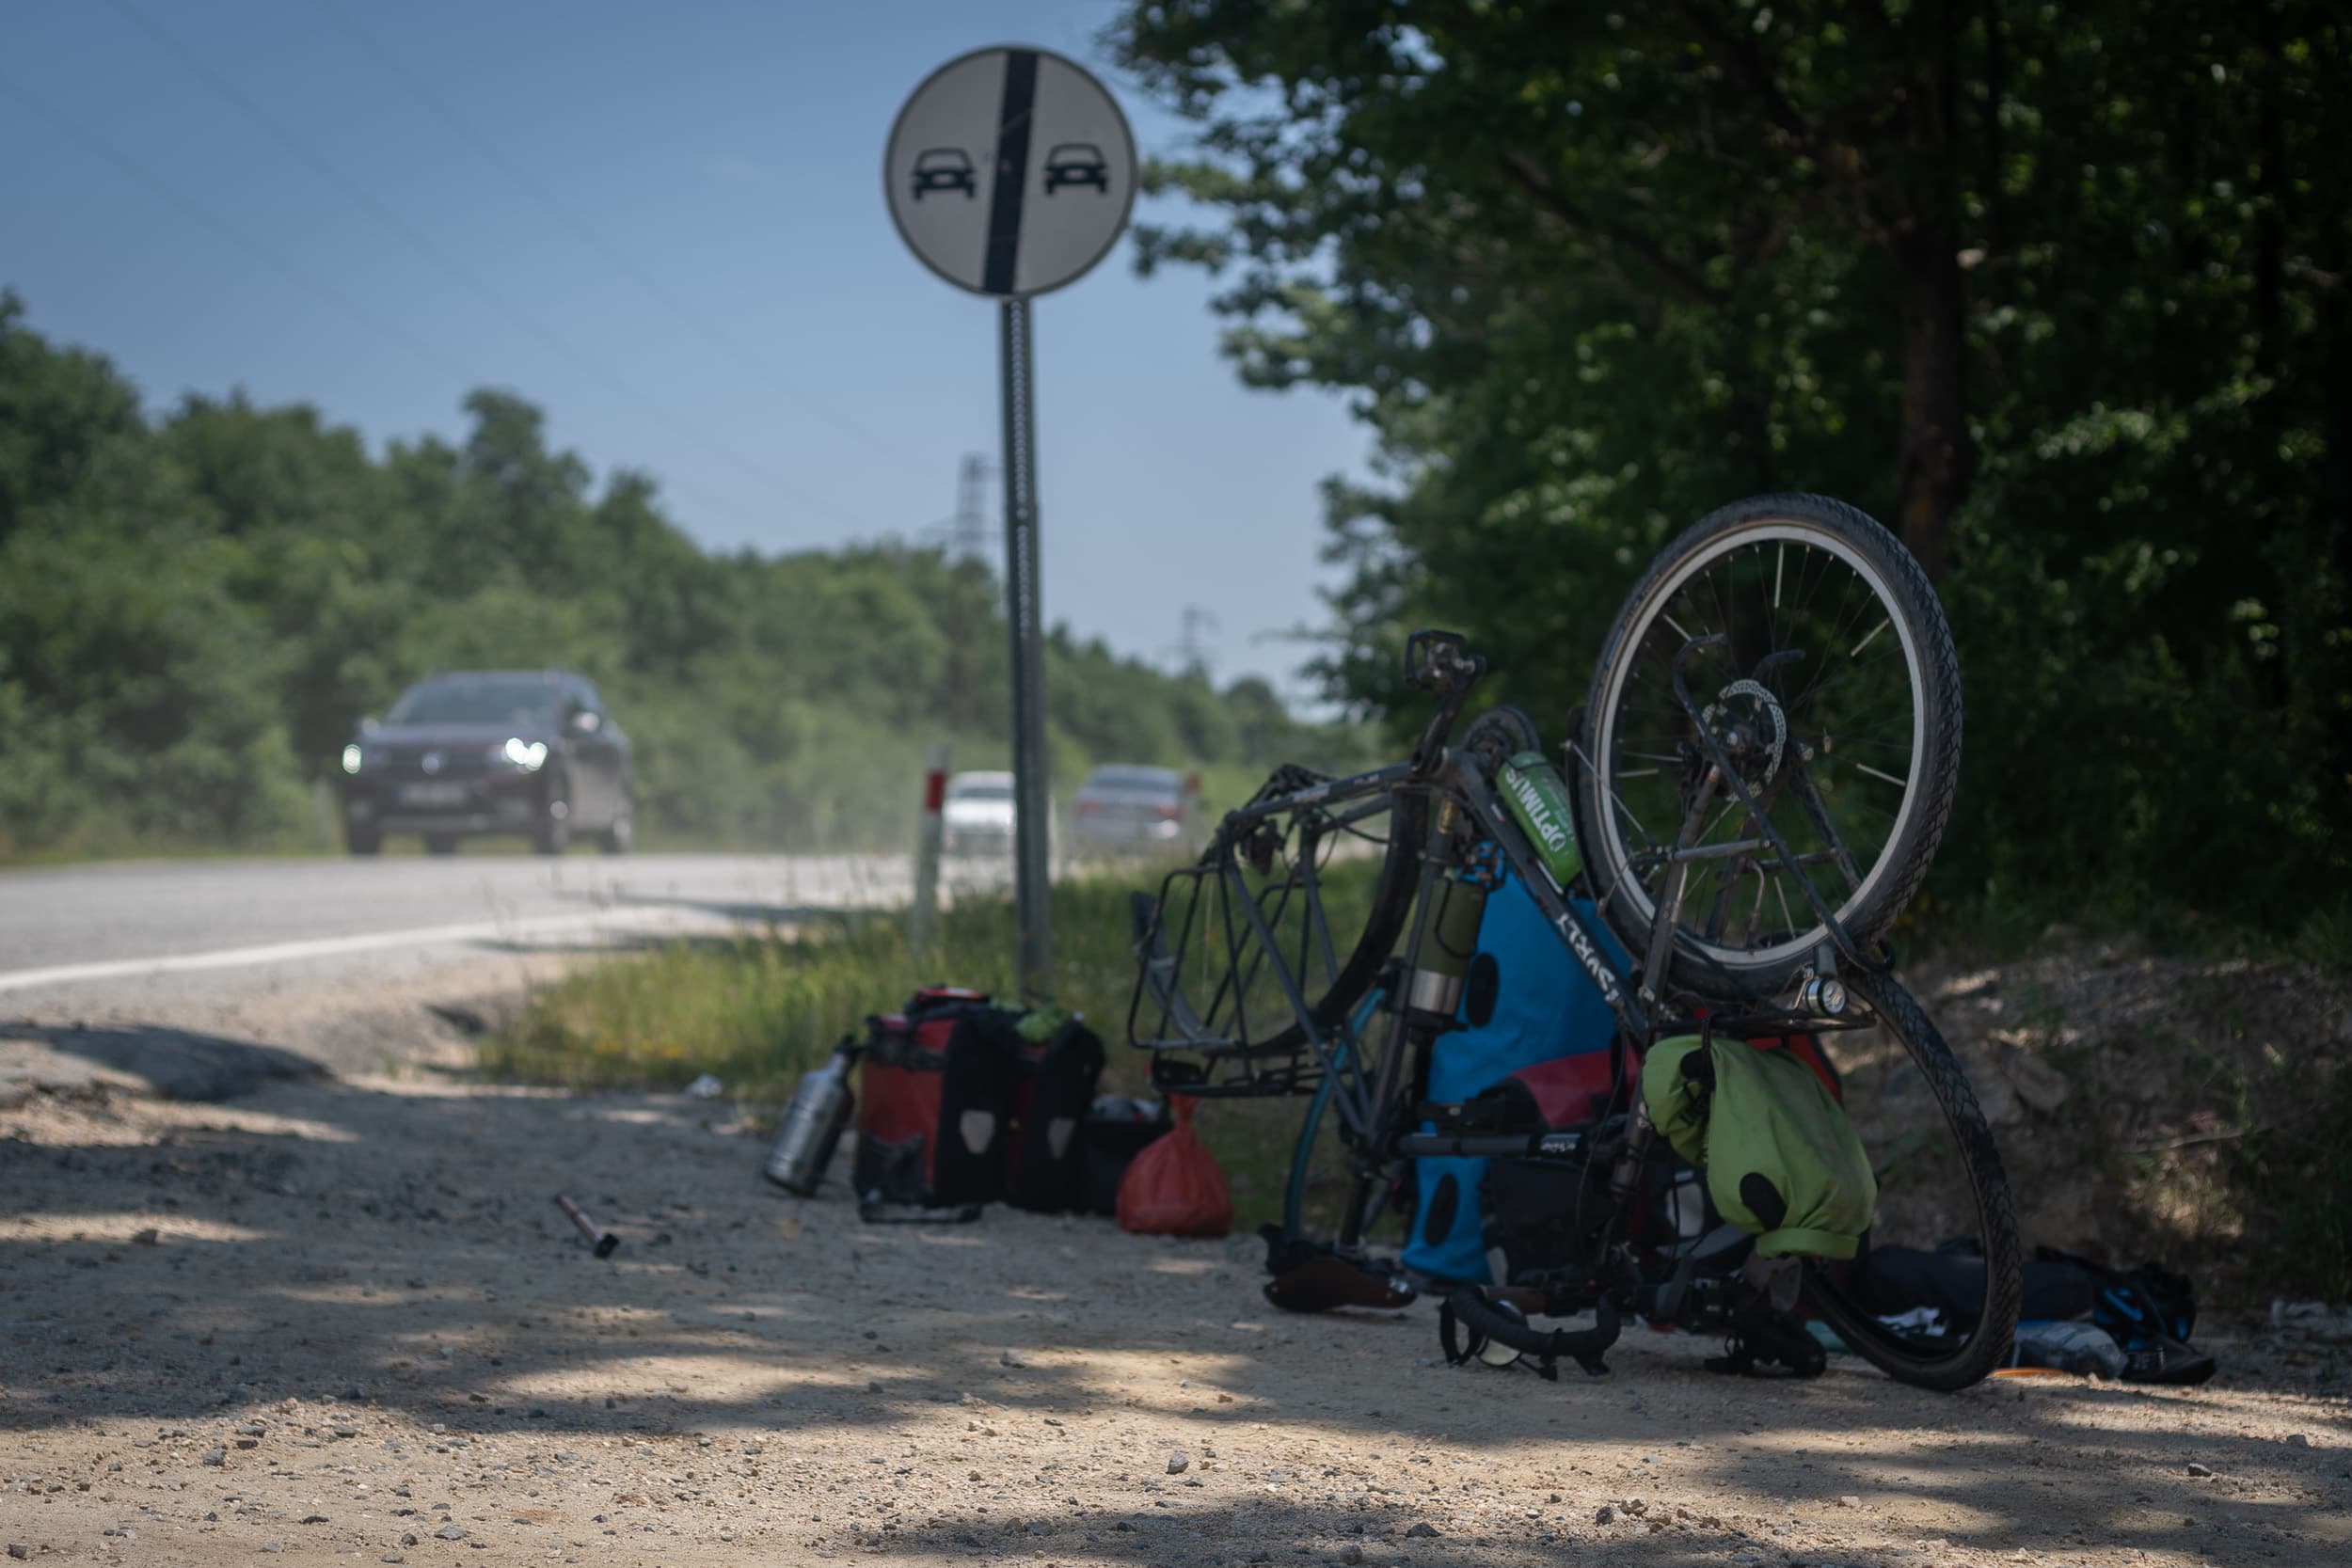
[1116,1097,1232,1237]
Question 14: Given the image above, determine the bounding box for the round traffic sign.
[884,45,1136,300]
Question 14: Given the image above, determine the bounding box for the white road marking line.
[0,907,758,995]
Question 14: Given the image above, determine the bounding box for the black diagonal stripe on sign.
[982,49,1039,296]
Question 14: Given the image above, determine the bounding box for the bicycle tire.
[1578,493,1962,993]
[1244,790,1426,1056]
[1801,969,2021,1391]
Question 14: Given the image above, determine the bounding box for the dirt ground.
[4,975,2349,1568]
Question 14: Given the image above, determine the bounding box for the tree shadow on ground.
[1,1061,2345,1566]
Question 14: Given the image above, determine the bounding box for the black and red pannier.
[850,987,1104,1214]
[851,987,994,1207]
[1004,1017,1106,1213]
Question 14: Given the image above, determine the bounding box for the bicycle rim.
[1587,501,1945,978]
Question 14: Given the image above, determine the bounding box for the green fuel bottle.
[1406,866,1488,1020]
[1498,750,1584,890]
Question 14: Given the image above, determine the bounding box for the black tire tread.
[1579,493,1962,993]
[1802,969,2022,1392]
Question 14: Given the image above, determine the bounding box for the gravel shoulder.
[4,976,2349,1568]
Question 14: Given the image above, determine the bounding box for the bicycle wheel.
[1579,494,1961,993]
[1800,969,2021,1390]
[1280,995,1398,1243]
[1141,770,1425,1058]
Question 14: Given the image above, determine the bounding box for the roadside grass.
[482,861,1382,1234]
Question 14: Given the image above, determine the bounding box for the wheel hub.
[1701,678,1788,787]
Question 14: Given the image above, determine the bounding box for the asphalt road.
[0,850,957,1022]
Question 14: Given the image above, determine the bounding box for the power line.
[0,69,476,388]
[107,0,876,533]
[313,0,930,474]
[0,70,787,542]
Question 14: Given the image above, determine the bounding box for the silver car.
[1070,764,1187,855]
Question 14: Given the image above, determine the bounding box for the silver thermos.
[763,1037,859,1196]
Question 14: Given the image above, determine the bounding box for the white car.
[941,770,1016,857]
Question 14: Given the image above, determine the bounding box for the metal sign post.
[997,299,1052,993]
[885,45,1136,999]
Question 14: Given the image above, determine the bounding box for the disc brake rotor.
[1699,678,1788,789]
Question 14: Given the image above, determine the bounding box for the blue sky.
[0,1,1374,699]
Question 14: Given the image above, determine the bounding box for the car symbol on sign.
[1042,142,1109,195]
[912,148,977,199]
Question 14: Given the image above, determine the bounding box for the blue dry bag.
[1400,867,1627,1284]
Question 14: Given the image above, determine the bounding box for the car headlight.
[342,743,363,775]
[498,736,548,770]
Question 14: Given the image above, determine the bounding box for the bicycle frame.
[1130,633,1881,1247]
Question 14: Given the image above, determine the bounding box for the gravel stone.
[7,1545,27,1561]
[1406,1522,1440,1537]
[434,1526,467,1542]
[201,1447,226,1467]
[1340,1547,1364,1565]
[2186,1462,2216,1478]
[1167,1452,1188,1475]
[1595,1506,1617,1525]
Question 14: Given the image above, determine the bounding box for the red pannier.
[851,988,1105,1213]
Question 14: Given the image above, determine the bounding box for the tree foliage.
[1108,0,2352,940]
[0,292,1353,860]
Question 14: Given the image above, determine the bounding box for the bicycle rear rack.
[1126,802,1374,1098]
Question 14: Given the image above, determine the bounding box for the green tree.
[1107,0,2352,935]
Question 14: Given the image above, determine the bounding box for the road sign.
[884,45,1136,300]
[886,45,1135,998]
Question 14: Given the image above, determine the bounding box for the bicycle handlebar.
[1438,1285,1620,1379]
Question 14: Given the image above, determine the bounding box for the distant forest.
[0,292,1359,860]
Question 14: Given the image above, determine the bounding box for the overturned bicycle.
[1128,493,2025,1391]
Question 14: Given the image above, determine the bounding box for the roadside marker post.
[1183,765,1205,858]
[910,743,950,959]
[885,45,1136,1000]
